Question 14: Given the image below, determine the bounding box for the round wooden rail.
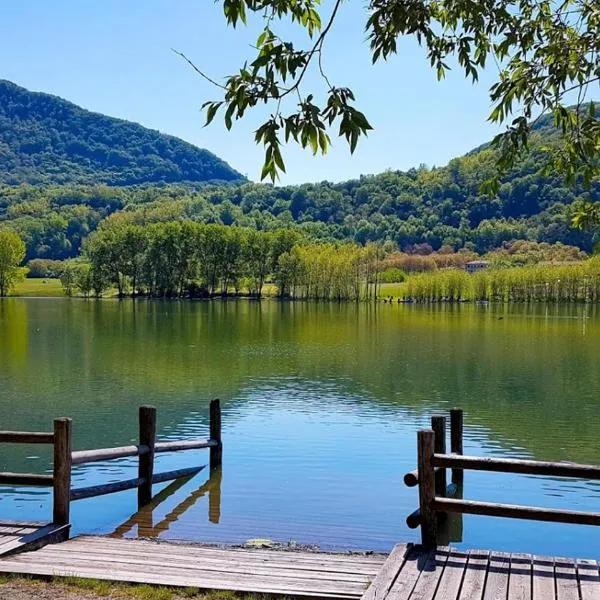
[71,445,150,465]
[432,453,600,480]
[0,472,53,486]
[433,497,600,526]
[0,431,54,444]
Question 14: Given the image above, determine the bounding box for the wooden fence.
[1,401,222,531]
[405,408,600,546]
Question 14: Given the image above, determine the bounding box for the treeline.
[400,259,600,303]
[71,222,388,300]
[2,130,599,264]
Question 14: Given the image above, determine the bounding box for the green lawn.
[0,574,266,600]
[11,278,65,297]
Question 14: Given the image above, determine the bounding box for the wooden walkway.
[364,544,600,600]
[0,537,597,599]
[0,521,69,558]
[0,536,386,598]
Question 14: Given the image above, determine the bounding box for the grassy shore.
[10,278,64,297]
[0,574,267,600]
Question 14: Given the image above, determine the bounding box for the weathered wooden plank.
[483,552,510,600]
[458,550,489,600]
[0,524,70,557]
[554,557,580,600]
[59,545,382,576]
[577,558,600,600]
[0,557,370,597]
[360,544,407,600]
[0,431,54,444]
[67,537,385,567]
[34,547,373,583]
[435,549,468,600]
[406,547,448,600]
[508,553,531,600]
[532,555,555,600]
[387,546,434,600]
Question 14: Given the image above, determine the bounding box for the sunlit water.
[0,299,599,558]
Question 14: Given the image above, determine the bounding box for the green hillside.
[0,82,598,261]
[0,80,244,185]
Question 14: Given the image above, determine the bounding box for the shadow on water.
[112,468,223,539]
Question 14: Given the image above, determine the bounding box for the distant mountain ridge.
[0,80,244,186]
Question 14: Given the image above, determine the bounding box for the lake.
[1,298,599,558]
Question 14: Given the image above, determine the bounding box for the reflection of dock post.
[210,399,222,471]
[208,467,222,524]
[450,408,464,485]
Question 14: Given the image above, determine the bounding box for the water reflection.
[1,299,600,558]
[113,468,222,539]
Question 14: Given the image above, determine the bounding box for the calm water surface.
[0,299,599,558]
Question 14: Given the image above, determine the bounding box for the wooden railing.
[405,408,600,546]
[1,401,222,531]
[0,418,71,527]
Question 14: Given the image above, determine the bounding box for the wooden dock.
[0,538,597,599]
[0,521,68,557]
[0,536,386,598]
[364,544,600,600]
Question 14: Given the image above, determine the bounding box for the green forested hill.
[0,80,244,185]
[0,83,598,261]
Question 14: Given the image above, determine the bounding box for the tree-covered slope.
[0,80,244,186]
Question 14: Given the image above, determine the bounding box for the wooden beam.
[403,466,441,487]
[210,399,222,471]
[138,406,157,508]
[0,431,54,444]
[72,445,149,465]
[154,439,215,453]
[433,453,600,480]
[433,497,600,526]
[0,473,53,486]
[53,418,72,526]
[417,429,437,546]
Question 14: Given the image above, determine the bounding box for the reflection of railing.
[405,408,600,546]
[111,467,222,538]
[1,401,222,532]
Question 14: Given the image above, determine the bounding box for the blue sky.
[0,1,502,184]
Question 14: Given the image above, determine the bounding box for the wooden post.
[53,418,72,526]
[431,415,447,496]
[450,408,464,485]
[138,406,157,508]
[417,429,437,546]
[210,399,222,471]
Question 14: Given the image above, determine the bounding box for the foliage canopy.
[192,0,600,185]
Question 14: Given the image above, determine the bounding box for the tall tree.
[0,230,26,297]
[185,1,600,186]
